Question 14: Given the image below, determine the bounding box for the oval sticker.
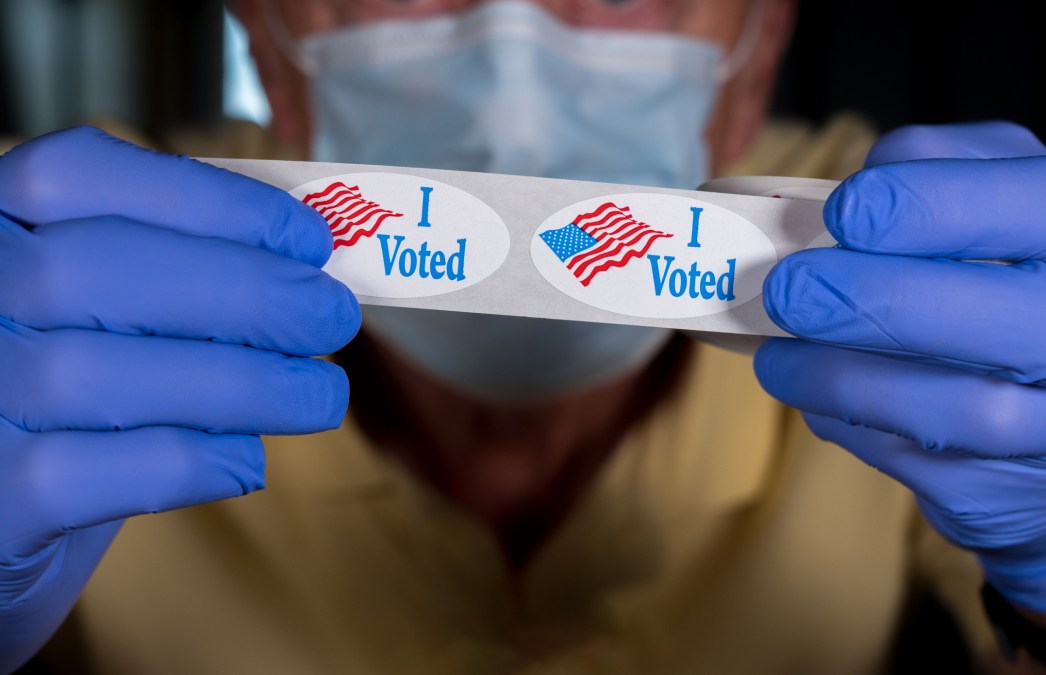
[530,193,777,319]
[291,173,510,298]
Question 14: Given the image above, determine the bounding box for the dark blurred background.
[773,0,1046,139]
[0,0,227,139]
[1,0,1044,141]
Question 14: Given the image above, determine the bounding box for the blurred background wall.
[0,0,1044,143]
[0,0,224,139]
[773,0,1046,138]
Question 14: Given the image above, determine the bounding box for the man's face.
[274,0,749,38]
[233,0,795,170]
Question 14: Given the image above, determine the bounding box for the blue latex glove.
[0,126,360,672]
[756,121,1046,616]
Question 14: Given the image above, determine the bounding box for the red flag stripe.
[303,182,403,248]
[314,192,368,216]
[326,200,386,226]
[327,204,401,235]
[303,181,359,203]
[577,231,671,287]
[570,234,643,281]
[307,191,362,214]
[574,202,629,225]
[344,212,400,245]
[567,222,655,273]
[585,214,639,239]
[576,206,632,232]
[575,229,671,286]
[306,189,361,212]
[557,201,673,287]
[304,183,361,208]
[333,211,401,249]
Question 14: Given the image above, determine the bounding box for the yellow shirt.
[38,115,993,673]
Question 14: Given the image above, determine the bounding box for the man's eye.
[352,0,461,22]
[580,0,642,7]
[574,0,673,30]
[579,0,666,14]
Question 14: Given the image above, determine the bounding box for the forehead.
[274,0,750,40]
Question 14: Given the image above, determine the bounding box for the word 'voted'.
[378,235,466,280]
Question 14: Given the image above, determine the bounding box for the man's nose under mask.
[302,1,724,404]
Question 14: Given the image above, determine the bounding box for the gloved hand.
[0,126,359,672]
[756,121,1046,617]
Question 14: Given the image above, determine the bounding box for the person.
[2,0,1046,672]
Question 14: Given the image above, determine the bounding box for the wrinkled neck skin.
[339,330,691,567]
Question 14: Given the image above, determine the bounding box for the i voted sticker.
[292,173,510,298]
[531,194,777,319]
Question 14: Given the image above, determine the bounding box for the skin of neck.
[338,330,693,566]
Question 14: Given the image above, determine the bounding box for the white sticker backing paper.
[206,157,836,339]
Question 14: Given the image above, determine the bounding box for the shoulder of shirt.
[161,118,305,160]
[722,112,878,181]
[3,113,875,174]
[0,116,304,160]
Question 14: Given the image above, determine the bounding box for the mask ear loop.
[712,0,764,83]
[263,0,319,76]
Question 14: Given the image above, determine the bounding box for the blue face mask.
[301,1,727,404]
[304,1,722,189]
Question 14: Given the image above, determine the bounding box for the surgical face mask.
[303,1,723,189]
[293,1,737,404]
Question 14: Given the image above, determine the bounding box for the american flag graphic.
[539,202,673,287]
[302,182,403,250]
